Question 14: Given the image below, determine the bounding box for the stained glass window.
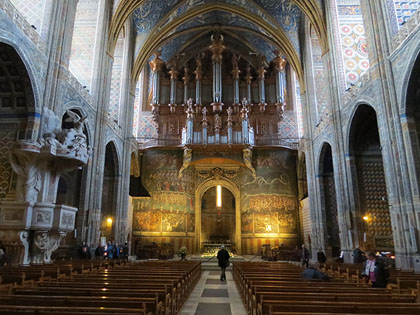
[69,0,99,91]
[337,0,369,88]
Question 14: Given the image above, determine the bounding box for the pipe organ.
[146,34,290,148]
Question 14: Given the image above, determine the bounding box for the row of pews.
[320,262,420,295]
[233,261,420,315]
[0,259,200,314]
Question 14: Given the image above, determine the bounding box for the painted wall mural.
[337,0,370,87]
[240,148,299,251]
[132,147,299,254]
[132,149,195,235]
[394,1,420,26]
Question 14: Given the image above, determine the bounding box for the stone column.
[39,0,79,132]
[300,19,327,259]
[359,0,419,270]
[317,0,357,263]
[85,0,114,247]
[115,18,135,245]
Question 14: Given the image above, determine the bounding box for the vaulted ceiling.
[108,0,328,90]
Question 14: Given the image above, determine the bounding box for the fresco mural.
[240,148,299,250]
[132,147,299,254]
[132,149,195,235]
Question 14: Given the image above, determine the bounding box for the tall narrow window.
[216,185,222,208]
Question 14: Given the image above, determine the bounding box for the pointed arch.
[195,177,241,254]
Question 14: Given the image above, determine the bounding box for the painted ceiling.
[132,0,303,64]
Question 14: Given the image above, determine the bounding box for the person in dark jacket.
[317,251,327,264]
[217,245,230,281]
[302,266,330,280]
[301,244,310,268]
[353,247,365,263]
[362,252,390,288]
[79,242,91,259]
[95,244,104,259]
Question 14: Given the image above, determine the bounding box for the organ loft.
[1,0,420,313]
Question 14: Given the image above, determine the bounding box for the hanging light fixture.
[216,185,222,208]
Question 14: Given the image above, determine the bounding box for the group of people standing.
[79,241,129,260]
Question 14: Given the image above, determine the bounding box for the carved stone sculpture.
[178,148,193,178]
[243,148,256,178]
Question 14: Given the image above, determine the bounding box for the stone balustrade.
[391,8,420,52]
[0,0,46,53]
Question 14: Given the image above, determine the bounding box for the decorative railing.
[391,8,420,52]
[0,0,46,53]
[343,71,371,104]
[137,138,182,150]
[66,71,95,107]
[253,137,298,150]
[106,113,124,139]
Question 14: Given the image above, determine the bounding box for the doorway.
[195,179,241,254]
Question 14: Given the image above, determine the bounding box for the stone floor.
[179,270,247,315]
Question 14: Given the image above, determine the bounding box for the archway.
[195,178,241,254]
[348,105,394,252]
[404,52,420,204]
[0,43,34,201]
[201,186,236,255]
[101,142,120,240]
[319,143,340,258]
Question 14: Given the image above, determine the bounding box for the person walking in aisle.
[217,245,230,281]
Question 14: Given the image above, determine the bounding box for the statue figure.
[179,148,193,178]
[41,107,61,146]
[57,110,87,146]
[31,231,48,264]
[201,107,208,128]
[227,107,233,127]
[186,98,194,120]
[214,114,222,131]
[243,148,256,178]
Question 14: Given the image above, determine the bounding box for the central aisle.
[180,270,247,315]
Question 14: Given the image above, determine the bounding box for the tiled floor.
[180,270,246,315]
